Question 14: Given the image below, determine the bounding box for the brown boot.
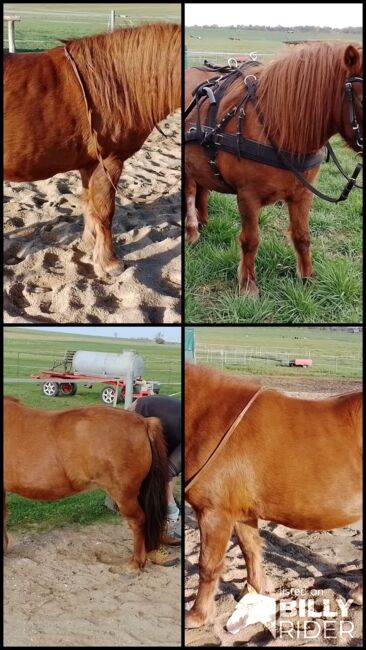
[147,545,180,567]
[161,529,181,547]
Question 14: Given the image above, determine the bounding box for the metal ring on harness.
[244,74,257,85]
[227,57,238,68]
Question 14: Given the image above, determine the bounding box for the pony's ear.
[344,45,361,74]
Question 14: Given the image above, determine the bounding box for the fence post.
[5,16,20,53]
[110,9,115,32]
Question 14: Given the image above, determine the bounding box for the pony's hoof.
[185,228,200,244]
[106,260,125,277]
[350,585,362,605]
[239,279,260,298]
[186,609,211,629]
[124,558,144,573]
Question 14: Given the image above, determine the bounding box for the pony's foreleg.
[237,192,260,297]
[186,508,233,628]
[234,519,266,594]
[185,175,200,244]
[79,164,98,252]
[114,492,146,572]
[287,194,314,280]
[196,185,209,228]
[350,584,363,605]
[3,492,8,552]
[84,155,124,277]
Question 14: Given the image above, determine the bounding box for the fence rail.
[195,345,361,377]
[185,48,274,68]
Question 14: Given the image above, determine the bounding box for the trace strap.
[185,386,265,493]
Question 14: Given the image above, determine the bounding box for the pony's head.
[338,45,363,154]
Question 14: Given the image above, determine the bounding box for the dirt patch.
[4,111,181,324]
[4,521,181,647]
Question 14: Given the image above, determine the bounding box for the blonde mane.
[67,23,181,138]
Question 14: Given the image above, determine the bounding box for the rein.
[185,386,265,493]
[245,74,363,203]
[64,46,121,194]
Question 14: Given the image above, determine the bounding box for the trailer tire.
[101,386,117,404]
[42,381,60,397]
[60,382,77,396]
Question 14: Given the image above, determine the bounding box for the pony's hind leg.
[234,519,266,594]
[187,508,233,628]
[287,194,314,280]
[185,174,200,244]
[82,155,124,277]
[113,491,147,572]
[196,185,209,228]
[237,191,260,297]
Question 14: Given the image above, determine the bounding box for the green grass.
[192,326,362,379]
[185,137,362,324]
[4,3,181,52]
[185,27,362,67]
[5,327,181,534]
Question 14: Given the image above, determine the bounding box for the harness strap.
[185,386,265,494]
[246,76,363,204]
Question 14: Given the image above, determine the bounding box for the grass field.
[4,3,181,51]
[185,27,362,66]
[185,136,362,324]
[191,326,362,379]
[5,327,181,533]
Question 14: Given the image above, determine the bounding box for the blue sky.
[22,326,181,343]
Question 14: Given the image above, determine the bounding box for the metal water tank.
[70,350,144,378]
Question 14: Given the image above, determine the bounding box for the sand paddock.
[4,112,181,324]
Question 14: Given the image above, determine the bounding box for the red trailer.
[288,358,313,368]
[30,370,160,404]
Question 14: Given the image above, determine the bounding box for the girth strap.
[186,125,326,172]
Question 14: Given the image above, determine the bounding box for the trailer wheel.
[60,382,77,396]
[42,381,60,397]
[101,387,117,404]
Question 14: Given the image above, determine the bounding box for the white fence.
[3,6,180,52]
[195,345,362,377]
[185,49,274,68]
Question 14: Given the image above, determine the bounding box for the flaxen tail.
[138,417,168,551]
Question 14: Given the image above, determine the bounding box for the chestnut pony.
[4,397,168,570]
[4,23,181,277]
[185,364,362,627]
[185,42,363,295]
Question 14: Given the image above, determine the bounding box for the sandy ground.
[185,383,363,647]
[4,521,181,647]
[4,112,181,324]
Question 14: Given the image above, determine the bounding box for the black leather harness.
[185,61,362,203]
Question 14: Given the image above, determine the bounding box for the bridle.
[344,75,363,154]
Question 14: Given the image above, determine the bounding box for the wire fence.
[3,6,180,52]
[185,48,274,68]
[195,345,362,378]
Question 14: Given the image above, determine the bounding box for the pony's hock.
[185,42,363,296]
[4,23,181,277]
